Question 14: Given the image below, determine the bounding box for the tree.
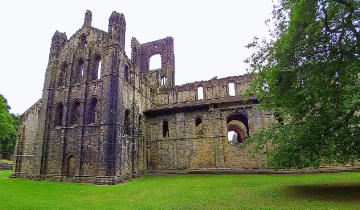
[0,94,17,157]
[245,0,360,169]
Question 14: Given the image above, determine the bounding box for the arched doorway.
[66,155,76,177]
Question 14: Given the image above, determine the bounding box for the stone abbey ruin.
[12,11,272,184]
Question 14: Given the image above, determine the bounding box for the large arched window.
[226,113,249,145]
[149,54,161,70]
[87,98,98,124]
[54,103,64,127]
[197,86,204,100]
[57,64,67,87]
[73,59,84,84]
[71,100,81,125]
[161,76,167,86]
[91,55,101,81]
[124,109,130,135]
[162,120,169,137]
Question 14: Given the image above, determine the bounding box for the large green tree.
[246,0,360,169]
[0,94,18,157]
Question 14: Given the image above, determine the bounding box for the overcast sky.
[0,0,273,114]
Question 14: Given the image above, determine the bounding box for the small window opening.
[149,54,161,70]
[228,83,235,96]
[197,86,204,100]
[87,98,97,124]
[124,109,130,135]
[71,101,81,125]
[162,120,169,137]
[195,117,202,127]
[92,56,101,80]
[124,65,129,82]
[97,61,101,79]
[54,103,64,126]
[161,76,167,86]
[81,64,84,77]
[195,117,204,135]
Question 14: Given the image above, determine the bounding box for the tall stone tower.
[12,11,148,184]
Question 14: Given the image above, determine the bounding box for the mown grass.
[1,170,360,209]
[0,159,13,163]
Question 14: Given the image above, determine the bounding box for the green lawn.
[0,159,13,163]
[1,171,360,209]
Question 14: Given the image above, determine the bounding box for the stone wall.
[0,162,13,171]
[144,100,269,171]
[12,10,271,184]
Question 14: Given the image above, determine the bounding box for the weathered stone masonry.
[11,11,271,184]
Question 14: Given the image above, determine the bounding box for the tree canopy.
[246,0,360,169]
[0,94,19,156]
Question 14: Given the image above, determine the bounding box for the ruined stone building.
[12,11,271,184]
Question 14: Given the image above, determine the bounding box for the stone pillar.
[212,109,225,168]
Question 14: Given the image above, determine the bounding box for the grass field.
[0,159,13,163]
[1,171,360,209]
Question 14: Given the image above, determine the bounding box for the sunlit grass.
[0,159,13,163]
[1,170,360,209]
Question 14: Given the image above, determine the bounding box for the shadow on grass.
[284,183,360,203]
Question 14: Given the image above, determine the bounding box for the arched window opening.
[73,59,84,84]
[71,101,81,125]
[197,86,204,100]
[163,120,169,137]
[124,109,130,135]
[195,117,202,127]
[87,98,98,124]
[79,35,87,49]
[97,60,101,79]
[195,117,204,135]
[58,64,67,87]
[92,56,101,80]
[54,103,64,127]
[226,113,249,145]
[66,155,76,177]
[124,65,129,82]
[161,76,167,86]
[81,63,85,77]
[228,82,235,96]
[149,54,161,70]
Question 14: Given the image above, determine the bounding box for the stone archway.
[226,112,249,144]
